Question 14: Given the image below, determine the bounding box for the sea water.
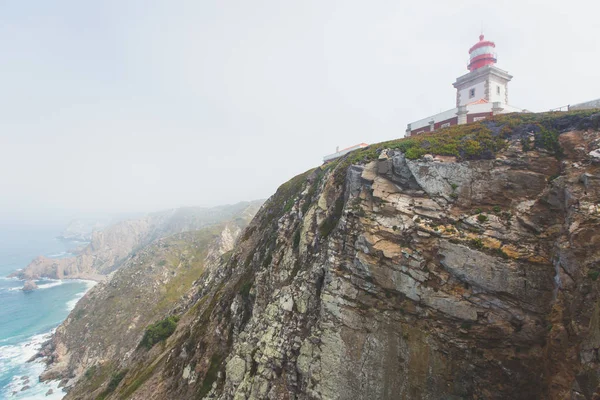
[0,224,95,399]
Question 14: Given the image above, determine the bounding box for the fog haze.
[1,0,598,220]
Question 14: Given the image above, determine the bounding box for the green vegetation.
[493,206,501,213]
[477,214,488,223]
[262,251,273,268]
[491,110,598,157]
[494,248,509,259]
[263,169,313,227]
[72,308,86,320]
[198,353,223,399]
[84,365,97,379]
[221,250,234,263]
[138,316,180,350]
[239,281,252,298]
[470,238,484,249]
[324,111,599,190]
[117,360,162,400]
[154,229,222,310]
[588,270,600,281]
[76,362,114,397]
[241,226,256,242]
[319,195,345,238]
[97,370,128,400]
[293,229,301,249]
[283,198,296,213]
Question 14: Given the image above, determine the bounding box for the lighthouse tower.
[453,34,512,108]
[405,33,521,136]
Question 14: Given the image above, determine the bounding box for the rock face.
[46,112,600,399]
[10,202,263,281]
[21,280,38,292]
[35,211,260,392]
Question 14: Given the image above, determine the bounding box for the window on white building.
[497,86,500,95]
[469,88,475,98]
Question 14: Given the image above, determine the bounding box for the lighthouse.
[467,34,497,71]
[406,34,522,137]
[453,34,512,109]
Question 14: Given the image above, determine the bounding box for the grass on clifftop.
[329,110,599,171]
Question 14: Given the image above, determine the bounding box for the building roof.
[467,99,489,105]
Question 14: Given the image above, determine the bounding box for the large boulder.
[22,280,38,292]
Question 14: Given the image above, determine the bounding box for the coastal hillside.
[45,111,600,399]
[33,202,261,395]
[10,202,263,281]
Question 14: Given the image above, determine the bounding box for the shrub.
[477,214,488,223]
[494,248,509,259]
[493,206,501,213]
[588,270,600,281]
[470,238,484,249]
[474,208,482,214]
[139,316,180,349]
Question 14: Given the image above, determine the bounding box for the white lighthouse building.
[406,34,522,137]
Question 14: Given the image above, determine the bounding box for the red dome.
[467,34,497,71]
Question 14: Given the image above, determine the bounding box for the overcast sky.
[0,0,598,221]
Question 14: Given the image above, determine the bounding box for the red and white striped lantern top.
[467,34,497,71]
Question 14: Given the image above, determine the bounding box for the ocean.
[0,223,95,400]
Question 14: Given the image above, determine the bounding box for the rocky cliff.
[45,111,600,399]
[35,204,260,394]
[10,202,262,281]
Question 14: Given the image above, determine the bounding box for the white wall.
[489,76,508,103]
[408,107,458,130]
[457,79,486,106]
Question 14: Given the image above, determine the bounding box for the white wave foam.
[36,281,65,290]
[47,252,67,258]
[0,280,97,399]
[0,331,65,399]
